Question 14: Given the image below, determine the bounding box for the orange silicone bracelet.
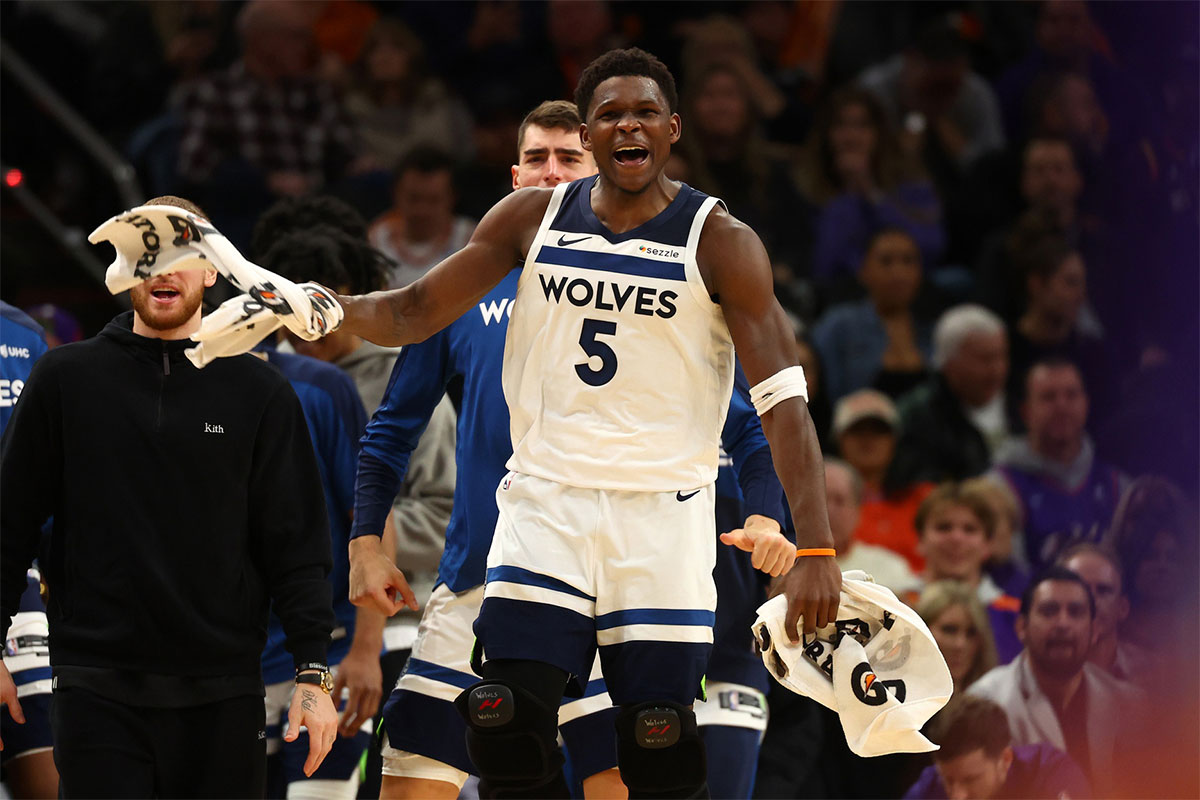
[795,548,837,557]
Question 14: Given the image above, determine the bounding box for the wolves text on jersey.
[538,273,677,319]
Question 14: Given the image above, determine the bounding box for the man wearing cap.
[833,388,935,573]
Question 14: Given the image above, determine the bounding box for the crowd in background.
[1,1,1197,798]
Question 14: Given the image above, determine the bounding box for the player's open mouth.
[151,288,181,302]
[613,146,649,167]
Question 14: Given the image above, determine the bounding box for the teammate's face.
[512,125,595,190]
[919,503,989,583]
[1018,580,1093,679]
[1063,551,1127,639]
[581,75,680,193]
[129,268,215,338]
[929,603,982,687]
[936,747,1013,800]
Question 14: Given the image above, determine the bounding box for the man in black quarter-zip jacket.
[0,196,340,797]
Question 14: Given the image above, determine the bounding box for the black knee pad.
[615,701,709,799]
[454,679,568,799]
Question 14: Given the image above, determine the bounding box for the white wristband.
[750,366,808,416]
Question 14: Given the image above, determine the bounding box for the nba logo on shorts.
[502,475,513,491]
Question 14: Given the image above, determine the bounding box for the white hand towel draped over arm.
[753,570,953,757]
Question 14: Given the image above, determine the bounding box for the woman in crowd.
[798,86,945,302]
[916,580,999,692]
[812,227,933,403]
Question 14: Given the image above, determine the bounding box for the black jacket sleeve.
[1,356,61,639]
[248,380,335,669]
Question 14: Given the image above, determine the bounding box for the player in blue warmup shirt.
[260,347,386,799]
[0,302,57,799]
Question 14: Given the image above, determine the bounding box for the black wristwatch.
[295,669,334,694]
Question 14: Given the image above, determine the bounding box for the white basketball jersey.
[502,176,735,491]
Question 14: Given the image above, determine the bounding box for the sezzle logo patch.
[0,345,31,359]
[638,245,681,259]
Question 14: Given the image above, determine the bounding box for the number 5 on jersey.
[576,318,617,386]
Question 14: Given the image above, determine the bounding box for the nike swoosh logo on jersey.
[557,234,590,247]
[676,490,701,502]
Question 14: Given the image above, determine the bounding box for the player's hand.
[777,556,841,643]
[0,661,24,751]
[348,536,418,616]
[331,647,382,738]
[720,515,796,577]
[286,678,338,777]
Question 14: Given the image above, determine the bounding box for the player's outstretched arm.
[337,188,552,347]
[700,210,841,641]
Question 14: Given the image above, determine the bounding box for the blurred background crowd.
[1,1,1196,798]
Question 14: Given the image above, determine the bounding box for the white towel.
[753,570,953,757]
[89,205,344,367]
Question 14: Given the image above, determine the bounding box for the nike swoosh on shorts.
[676,490,701,502]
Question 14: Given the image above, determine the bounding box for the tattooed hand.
[285,676,338,776]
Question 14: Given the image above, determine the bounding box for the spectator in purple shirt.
[905,695,1091,799]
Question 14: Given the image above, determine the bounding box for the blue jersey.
[263,350,367,683]
[1,302,49,433]
[359,270,519,592]
[357,272,786,616]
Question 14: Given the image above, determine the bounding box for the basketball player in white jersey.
[198,47,840,798]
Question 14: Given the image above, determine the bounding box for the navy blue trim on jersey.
[536,246,686,282]
[594,608,716,629]
[486,565,597,601]
[403,658,478,690]
[551,175,707,246]
[12,666,51,686]
[580,677,608,699]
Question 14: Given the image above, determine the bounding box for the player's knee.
[454,680,567,799]
[615,702,708,800]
